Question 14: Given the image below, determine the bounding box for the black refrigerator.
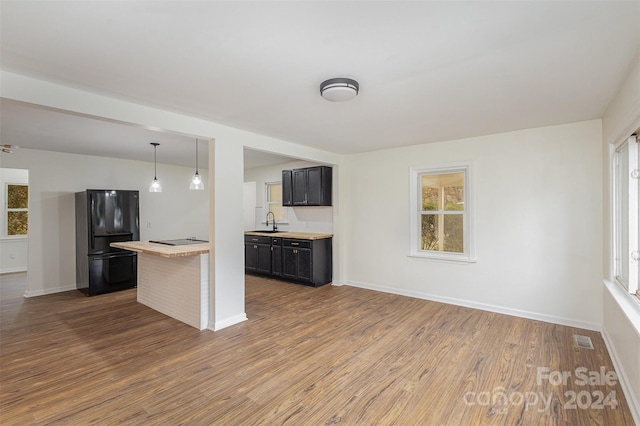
[75,189,140,296]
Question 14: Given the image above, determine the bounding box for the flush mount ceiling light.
[190,138,204,190]
[149,142,162,193]
[320,77,359,102]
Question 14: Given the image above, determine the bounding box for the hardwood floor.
[0,272,634,425]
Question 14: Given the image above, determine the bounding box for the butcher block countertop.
[244,231,333,240]
[110,241,209,258]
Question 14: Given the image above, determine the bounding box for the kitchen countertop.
[111,241,209,258]
[244,231,333,240]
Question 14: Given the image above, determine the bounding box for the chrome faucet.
[266,211,278,232]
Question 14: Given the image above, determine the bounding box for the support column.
[208,138,247,330]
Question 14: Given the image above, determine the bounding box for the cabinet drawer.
[244,235,271,244]
[283,239,312,249]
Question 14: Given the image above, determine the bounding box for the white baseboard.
[24,284,77,298]
[211,313,248,331]
[602,324,640,426]
[344,280,601,331]
[0,267,27,274]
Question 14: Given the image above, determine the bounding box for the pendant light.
[190,138,204,190]
[149,142,162,192]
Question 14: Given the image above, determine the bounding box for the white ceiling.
[0,99,296,170]
[1,1,639,164]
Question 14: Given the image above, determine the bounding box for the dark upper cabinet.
[306,167,328,206]
[292,169,307,205]
[282,170,293,207]
[282,166,332,207]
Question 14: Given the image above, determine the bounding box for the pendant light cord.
[154,145,158,179]
[195,139,199,173]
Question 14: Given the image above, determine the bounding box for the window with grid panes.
[410,162,474,262]
[6,184,28,236]
[266,182,287,222]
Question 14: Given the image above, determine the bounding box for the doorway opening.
[0,167,29,297]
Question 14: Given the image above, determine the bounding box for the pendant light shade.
[190,138,204,190]
[149,142,162,193]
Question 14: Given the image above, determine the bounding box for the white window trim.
[264,181,288,224]
[611,134,639,297]
[4,182,28,238]
[409,161,476,263]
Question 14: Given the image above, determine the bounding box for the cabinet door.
[282,246,298,279]
[296,248,312,282]
[245,243,258,271]
[282,170,293,206]
[292,169,307,205]
[256,244,271,274]
[305,167,323,206]
[271,244,282,277]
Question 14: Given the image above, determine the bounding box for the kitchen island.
[111,241,209,330]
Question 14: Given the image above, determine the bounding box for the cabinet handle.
[291,242,299,246]
[254,245,257,249]
[251,238,259,241]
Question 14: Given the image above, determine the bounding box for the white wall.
[244,160,334,234]
[0,168,29,273]
[601,52,640,423]
[0,148,209,296]
[243,181,256,231]
[341,120,604,329]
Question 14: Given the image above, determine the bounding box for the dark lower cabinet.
[283,246,312,282]
[245,235,332,287]
[282,238,331,287]
[244,235,271,275]
[271,237,283,277]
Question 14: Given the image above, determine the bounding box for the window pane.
[7,185,28,209]
[8,211,28,235]
[421,179,439,211]
[443,215,464,253]
[444,180,464,211]
[421,214,439,250]
[268,203,284,222]
[421,214,463,253]
[616,145,629,285]
[268,183,282,203]
[421,173,464,211]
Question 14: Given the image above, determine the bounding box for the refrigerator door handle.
[92,252,136,260]
[90,193,95,250]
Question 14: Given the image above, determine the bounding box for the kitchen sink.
[250,230,282,234]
